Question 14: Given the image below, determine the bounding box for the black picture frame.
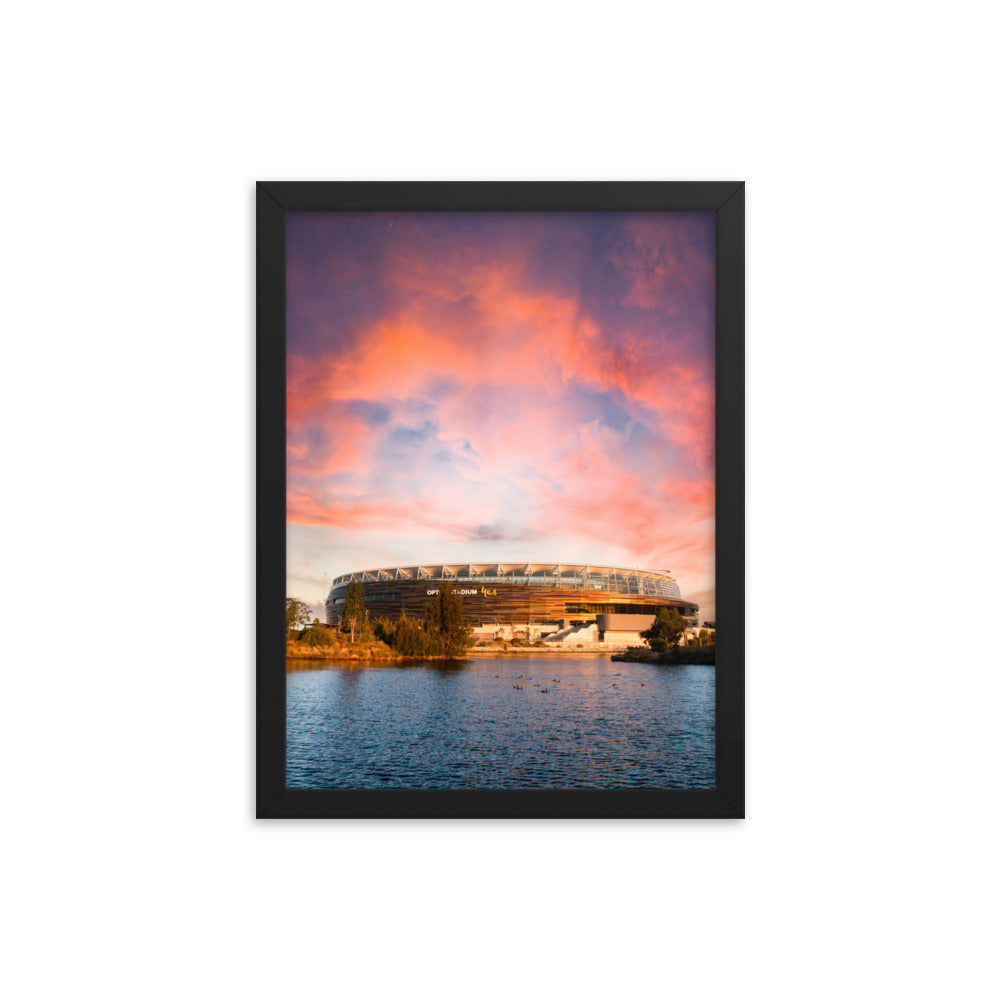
[257,182,744,818]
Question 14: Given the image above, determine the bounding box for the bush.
[387,615,444,656]
[373,616,395,645]
[298,625,335,647]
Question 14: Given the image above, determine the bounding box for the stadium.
[326,563,700,647]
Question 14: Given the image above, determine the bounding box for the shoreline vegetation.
[611,645,716,665]
[286,639,406,660]
[285,638,715,666]
[286,639,620,661]
[286,639,715,663]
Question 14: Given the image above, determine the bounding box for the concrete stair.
[542,623,599,645]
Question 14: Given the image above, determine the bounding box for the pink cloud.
[285,214,716,616]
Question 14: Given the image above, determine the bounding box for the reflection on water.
[286,655,715,789]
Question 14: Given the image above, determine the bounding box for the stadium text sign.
[427,586,497,597]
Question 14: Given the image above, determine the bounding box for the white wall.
[4,4,997,1000]
[602,631,646,647]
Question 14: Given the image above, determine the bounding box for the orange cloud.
[285,213,716,616]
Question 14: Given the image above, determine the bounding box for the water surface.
[286,654,714,789]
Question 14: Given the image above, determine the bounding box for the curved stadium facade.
[326,563,698,631]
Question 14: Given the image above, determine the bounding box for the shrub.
[298,625,335,647]
[373,616,395,645]
[388,615,444,656]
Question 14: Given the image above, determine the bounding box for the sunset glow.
[286,212,716,620]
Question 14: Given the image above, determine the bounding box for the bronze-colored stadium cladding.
[328,580,697,627]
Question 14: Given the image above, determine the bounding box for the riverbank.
[611,646,716,665]
[467,644,613,656]
[287,639,404,660]
[286,639,619,660]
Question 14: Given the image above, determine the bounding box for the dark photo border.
[257,182,744,818]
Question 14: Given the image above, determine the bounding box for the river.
[286,654,715,789]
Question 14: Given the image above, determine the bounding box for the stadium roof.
[330,563,675,586]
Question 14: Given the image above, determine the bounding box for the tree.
[425,582,473,656]
[698,628,712,647]
[641,607,686,651]
[286,597,313,634]
[341,581,366,643]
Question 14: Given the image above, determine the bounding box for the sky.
[286,212,716,621]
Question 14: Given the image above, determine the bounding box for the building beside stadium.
[326,563,699,648]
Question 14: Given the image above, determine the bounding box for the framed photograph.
[257,182,744,818]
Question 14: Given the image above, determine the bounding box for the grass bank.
[286,639,404,660]
[610,646,716,665]
[287,640,620,660]
[467,644,613,655]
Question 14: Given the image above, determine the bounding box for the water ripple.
[286,655,715,789]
